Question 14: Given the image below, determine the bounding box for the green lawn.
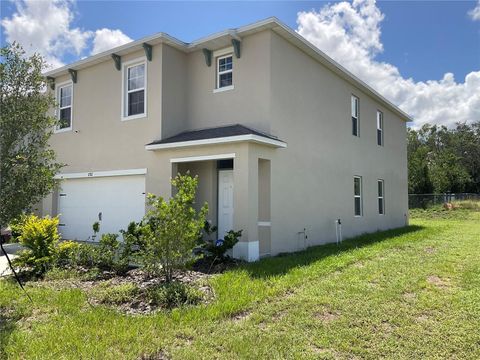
[2,211,480,359]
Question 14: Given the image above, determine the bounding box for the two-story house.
[41,18,410,261]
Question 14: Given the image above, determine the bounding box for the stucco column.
[233,143,259,261]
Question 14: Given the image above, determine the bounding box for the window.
[123,60,146,119]
[378,179,385,215]
[56,83,73,131]
[351,95,359,136]
[377,110,384,146]
[354,176,363,216]
[217,54,233,89]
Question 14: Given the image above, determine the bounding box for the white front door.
[217,170,234,239]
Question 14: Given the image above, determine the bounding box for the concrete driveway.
[0,243,22,277]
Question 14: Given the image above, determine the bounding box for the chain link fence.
[409,193,480,209]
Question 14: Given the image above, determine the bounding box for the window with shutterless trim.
[217,54,233,89]
[378,179,385,215]
[56,82,73,132]
[377,110,384,146]
[122,58,147,120]
[351,95,359,136]
[354,176,363,216]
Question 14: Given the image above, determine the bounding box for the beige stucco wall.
[185,31,272,134]
[268,30,408,255]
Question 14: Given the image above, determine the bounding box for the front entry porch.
[172,152,268,262]
[146,125,286,261]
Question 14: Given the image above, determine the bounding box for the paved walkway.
[0,243,22,277]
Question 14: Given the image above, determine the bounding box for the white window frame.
[121,57,147,121]
[351,95,359,137]
[354,176,363,217]
[54,80,73,133]
[214,47,234,93]
[377,110,384,146]
[378,179,385,215]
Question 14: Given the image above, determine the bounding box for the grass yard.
[1,210,480,359]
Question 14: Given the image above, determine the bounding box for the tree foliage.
[407,122,480,194]
[140,173,208,282]
[0,42,63,226]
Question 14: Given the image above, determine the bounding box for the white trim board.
[146,134,287,151]
[171,153,236,163]
[55,168,147,180]
[257,221,271,227]
[233,241,259,262]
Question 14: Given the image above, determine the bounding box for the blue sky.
[1,0,479,127]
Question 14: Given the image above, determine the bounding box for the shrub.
[139,173,208,282]
[91,282,139,305]
[55,240,80,267]
[97,233,120,270]
[13,215,60,274]
[120,221,146,261]
[202,229,242,261]
[146,282,202,309]
[74,243,99,268]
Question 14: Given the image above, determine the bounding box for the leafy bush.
[139,173,208,282]
[120,221,146,261]
[74,243,99,268]
[146,282,202,309]
[55,240,80,267]
[97,233,120,270]
[69,234,129,274]
[13,215,60,274]
[202,229,242,261]
[91,282,139,305]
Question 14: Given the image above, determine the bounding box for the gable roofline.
[44,17,411,122]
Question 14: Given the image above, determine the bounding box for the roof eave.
[43,16,411,122]
[43,32,188,78]
[145,134,287,151]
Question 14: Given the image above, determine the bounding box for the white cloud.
[1,0,91,69]
[297,0,480,127]
[1,0,131,69]
[91,28,132,55]
[469,0,480,21]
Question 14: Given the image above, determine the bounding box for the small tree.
[140,173,208,282]
[0,42,63,228]
[0,42,63,291]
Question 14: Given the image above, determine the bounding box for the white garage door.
[57,175,146,241]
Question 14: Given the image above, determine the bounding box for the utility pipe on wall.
[335,219,342,244]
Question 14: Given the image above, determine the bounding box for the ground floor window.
[378,179,385,215]
[354,176,362,216]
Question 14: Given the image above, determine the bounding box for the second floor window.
[217,54,233,89]
[351,95,359,136]
[57,83,72,131]
[354,176,363,216]
[124,61,146,118]
[377,110,384,146]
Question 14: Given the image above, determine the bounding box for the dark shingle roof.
[147,124,281,145]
